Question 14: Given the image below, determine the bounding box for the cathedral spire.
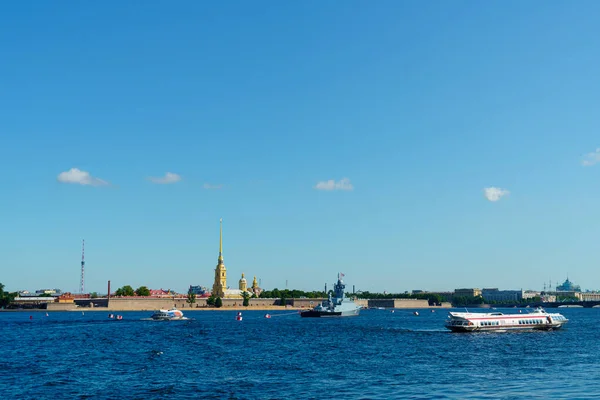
[218,218,223,264]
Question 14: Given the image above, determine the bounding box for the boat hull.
[446,324,564,333]
[301,309,360,318]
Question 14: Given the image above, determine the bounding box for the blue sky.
[1,2,600,294]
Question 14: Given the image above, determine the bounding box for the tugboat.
[301,274,360,318]
[150,308,187,321]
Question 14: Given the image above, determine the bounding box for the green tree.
[0,283,16,308]
[206,295,216,306]
[215,297,223,308]
[280,296,287,307]
[115,285,135,297]
[187,289,197,308]
[135,286,150,296]
[242,291,250,307]
[90,292,99,299]
[427,294,442,306]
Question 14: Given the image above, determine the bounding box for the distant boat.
[558,305,583,308]
[150,308,187,321]
[300,274,360,318]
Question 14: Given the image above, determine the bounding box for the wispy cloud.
[148,172,182,184]
[582,148,600,166]
[57,168,108,186]
[483,187,510,202]
[203,183,223,190]
[314,178,354,191]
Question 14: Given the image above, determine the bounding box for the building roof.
[556,278,581,292]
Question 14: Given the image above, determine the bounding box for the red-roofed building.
[149,289,175,298]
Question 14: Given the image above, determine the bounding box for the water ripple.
[1,308,600,398]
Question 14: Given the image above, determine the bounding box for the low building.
[56,293,75,303]
[18,289,63,298]
[578,292,600,302]
[481,288,523,302]
[36,289,62,296]
[541,293,557,302]
[188,285,210,297]
[149,289,175,298]
[523,291,541,299]
[454,288,482,298]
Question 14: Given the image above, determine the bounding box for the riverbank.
[0,306,304,312]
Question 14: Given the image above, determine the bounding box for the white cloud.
[57,168,108,186]
[483,187,510,202]
[148,172,182,184]
[582,148,600,166]
[314,178,354,191]
[203,183,223,190]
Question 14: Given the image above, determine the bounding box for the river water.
[1,308,598,399]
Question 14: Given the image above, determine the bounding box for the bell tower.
[212,218,226,298]
[239,273,247,292]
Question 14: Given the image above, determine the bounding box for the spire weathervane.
[218,218,223,263]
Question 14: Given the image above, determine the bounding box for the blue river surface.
[1,307,599,399]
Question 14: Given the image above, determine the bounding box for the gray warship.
[301,274,361,317]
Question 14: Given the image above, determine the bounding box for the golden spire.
[218,218,223,264]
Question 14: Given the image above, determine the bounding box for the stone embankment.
[41,297,452,311]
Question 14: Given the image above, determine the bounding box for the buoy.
[264,314,271,319]
[45,313,49,317]
[82,311,84,316]
[108,314,114,319]
[431,309,435,313]
[390,310,395,313]
[236,312,242,321]
[29,315,33,320]
[413,311,419,316]
[116,315,122,320]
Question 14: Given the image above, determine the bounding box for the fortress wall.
[106,298,187,311]
[46,303,78,311]
[393,299,430,308]
[102,297,283,310]
[291,298,325,308]
[368,299,431,308]
[69,297,453,311]
[354,299,369,308]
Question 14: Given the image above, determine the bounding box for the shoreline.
[1,306,450,312]
[0,307,304,312]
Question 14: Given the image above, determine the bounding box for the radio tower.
[80,239,85,294]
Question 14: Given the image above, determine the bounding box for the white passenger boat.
[150,308,187,321]
[445,307,568,332]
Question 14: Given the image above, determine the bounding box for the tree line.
[0,283,17,308]
[114,285,151,297]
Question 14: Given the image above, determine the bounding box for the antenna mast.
[80,239,85,294]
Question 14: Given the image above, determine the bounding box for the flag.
[340,273,345,278]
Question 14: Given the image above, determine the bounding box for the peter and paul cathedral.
[212,219,261,299]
